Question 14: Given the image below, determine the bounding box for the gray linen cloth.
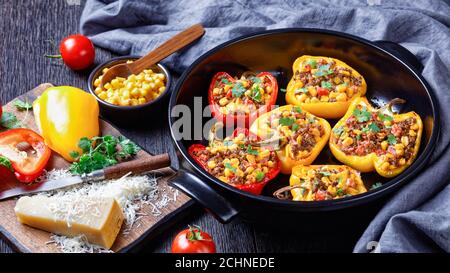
[80,0,450,252]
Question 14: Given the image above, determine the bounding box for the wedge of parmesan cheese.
[15,195,124,249]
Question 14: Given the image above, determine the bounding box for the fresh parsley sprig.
[14,99,33,111]
[69,135,140,175]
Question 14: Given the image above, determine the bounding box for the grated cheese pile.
[35,169,178,253]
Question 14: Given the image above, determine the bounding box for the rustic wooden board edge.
[0,225,31,253]
[0,83,197,253]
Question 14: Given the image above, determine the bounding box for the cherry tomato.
[171,226,216,253]
[48,35,95,70]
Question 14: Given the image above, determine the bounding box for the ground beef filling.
[266,107,325,159]
[192,134,277,186]
[333,104,420,169]
[212,74,273,115]
[292,58,363,103]
[291,166,365,201]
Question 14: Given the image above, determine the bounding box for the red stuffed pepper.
[0,128,51,183]
[208,72,278,127]
[188,127,280,195]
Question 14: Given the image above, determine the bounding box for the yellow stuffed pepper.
[289,165,366,201]
[33,86,100,162]
[286,55,367,119]
[329,97,422,178]
[249,105,331,174]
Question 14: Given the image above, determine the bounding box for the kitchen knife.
[0,153,170,201]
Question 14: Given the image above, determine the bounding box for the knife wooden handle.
[103,153,171,180]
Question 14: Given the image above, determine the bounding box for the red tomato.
[315,190,327,201]
[59,34,95,70]
[171,226,216,253]
[317,87,330,97]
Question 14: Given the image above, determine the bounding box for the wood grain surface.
[0,0,382,253]
[0,83,192,253]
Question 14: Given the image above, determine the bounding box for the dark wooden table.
[0,0,379,253]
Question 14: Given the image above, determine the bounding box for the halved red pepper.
[188,128,280,195]
[208,72,278,127]
[0,128,51,183]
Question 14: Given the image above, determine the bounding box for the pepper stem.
[186,225,211,242]
[273,184,304,200]
[44,54,62,59]
[208,122,224,147]
[384,98,406,114]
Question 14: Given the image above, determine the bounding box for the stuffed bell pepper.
[282,165,367,201]
[285,55,366,119]
[330,97,423,178]
[249,105,331,174]
[208,72,278,127]
[188,126,280,195]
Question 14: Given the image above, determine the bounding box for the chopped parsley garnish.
[69,135,140,175]
[308,117,316,123]
[371,182,383,190]
[231,82,246,97]
[14,99,33,111]
[250,76,262,84]
[293,106,302,113]
[246,145,259,156]
[0,112,24,129]
[255,171,265,182]
[0,156,13,172]
[336,188,345,196]
[333,126,344,136]
[314,64,334,77]
[320,171,332,177]
[250,85,262,102]
[378,112,393,122]
[305,59,317,68]
[295,87,308,94]
[224,162,237,173]
[356,134,361,141]
[368,123,380,133]
[361,127,370,133]
[353,107,371,122]
[279,117,296,126]
[280,88,286,93]
[221,78,231,84]
[387,134,397,145]
[321,81,333,90]
[292,123,299,131]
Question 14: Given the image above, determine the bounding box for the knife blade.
[0,153,171,201]
[0,175,84,200]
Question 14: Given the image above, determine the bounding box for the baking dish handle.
[374,40,424,73]
[168,170,240,223]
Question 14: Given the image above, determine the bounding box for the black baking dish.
[167,28,440,229]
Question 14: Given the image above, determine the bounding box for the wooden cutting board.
[0,83,192,253]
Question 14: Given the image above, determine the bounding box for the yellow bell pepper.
[329,97,423,178]
[289,165,366,201]
[249,105,331,174]
[33,86,100,162]
[285,55,367,119]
